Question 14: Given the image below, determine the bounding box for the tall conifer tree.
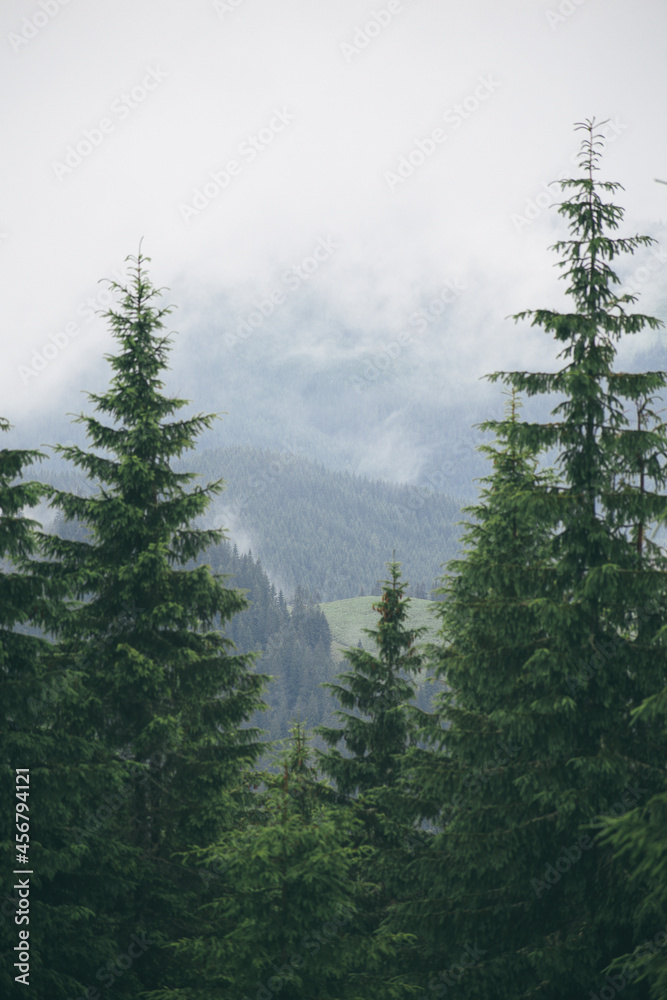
[0,420,50,770]
[0,423,125,1000]
[316,561,426,799]
[316,563,427,997]
[392,119,667,999]
[37,249,268,997]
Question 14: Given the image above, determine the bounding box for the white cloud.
[2,0,666,434]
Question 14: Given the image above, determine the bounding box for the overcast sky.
[2,0,667,438]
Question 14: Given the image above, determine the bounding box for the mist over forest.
[3,1,667,997]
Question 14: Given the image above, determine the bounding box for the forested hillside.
[47,513,435,741]
[207,544,343,741]
[185,444,460,599]
[36,444,462,601]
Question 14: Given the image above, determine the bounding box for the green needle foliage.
[0,420,51,764]
[0,424,124,1000]
[147,724,417,1000]
[316,561,426,799]
[315,563,428,998]
[599,687,667,999]
[36,249,269,997]
[392,119,667,1000]
[0,423,66,999]
[390,395,556,998]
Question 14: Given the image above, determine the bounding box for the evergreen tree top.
[38,249,268,757]
[512,117,662,343]
[45,249,230,571]
[316,561,427,797]
[54,249,222,507]
[484,119,667,561]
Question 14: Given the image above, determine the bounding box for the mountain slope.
[187,445,462,601]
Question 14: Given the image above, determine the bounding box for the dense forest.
[2,121,667,1000]
[44,510,437,743]
[32,444,461,603]
[186,445,460,601]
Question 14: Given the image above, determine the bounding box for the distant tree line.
[184,443,460,601]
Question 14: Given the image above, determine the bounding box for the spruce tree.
[147,725,357,1000]
[388,396,556,996]
[0,420,51,767]
[0,424,127,1000]
[391,119,667,999]
[316,561,426,798]
[37,249,268,997]
[0,421,50,734]
[315,562,428,996]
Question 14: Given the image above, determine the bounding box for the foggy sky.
[3,0,667,455]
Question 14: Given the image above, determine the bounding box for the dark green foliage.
[206,544,339,741]
[392,400,563,996]
[34,250,268,997]
[4,121,667,1000]
[0,423,129,1000]
[205,541,291,658]
[316,562,426,798]
[258,586,337,743]
[42,511,342,742]
[0,421,51,752]
[312,565,430,997]
[391,120,667,999]
[599,687,667,998]
[0,423,61,998]
[146,725,418,1000]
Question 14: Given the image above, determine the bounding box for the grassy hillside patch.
[320,596,440,658]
